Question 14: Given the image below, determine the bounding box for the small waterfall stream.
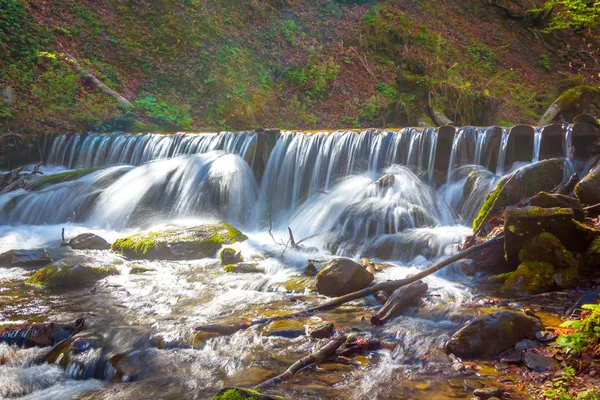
[0,125,578,399]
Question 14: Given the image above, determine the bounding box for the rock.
[307,322,334,339]
[130,265,153,274]
[111,223,247,260]
[536,331,557,342]
[266,329,305,339]
[25,264,118,288]
[1,318,84,348]
[316,258,374,297]
[473,158,565,232]
[219,247,242,265]
[68,233,110,250]
[447,259,477,276]
[567,288,600,315]
[223,262,262,273]
[515,339,541,350]
[304,262,317,276]
[428,349,453,365]
[463,379,484,390]
[469,236,510,274]
[523,351,559,372]
[473,387,502,399]
[373,173,395,190]
[530,192,585,221]
[446,310,543,357]
[575,164,600,205]
[502,261,555,294]
[0,249,52,267]
[499,348,523,364]
[212,387,283,400]
[504,206,597,267]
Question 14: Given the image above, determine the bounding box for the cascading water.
[0,126,578,400]
[533,127,543,162]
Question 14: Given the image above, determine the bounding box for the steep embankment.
[0,0,598,139]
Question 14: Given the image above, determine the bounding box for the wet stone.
[523,351,559,372]
[515,339,541,350]
[500,348,523,364]
[304,263,317,276]
[464,379,484,390]
[307,322,334,339]
[495,363,508,371]
[266,329,305,339]
[536,330,557,342]
[473,387,502,399]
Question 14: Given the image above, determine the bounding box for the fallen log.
[370,280,428,326]
[254,335,346,390]
[195,236,504,336]
[63,53,132,109]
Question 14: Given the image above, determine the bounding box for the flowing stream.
[0,127,571,399]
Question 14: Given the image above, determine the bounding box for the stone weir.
[39,115,599,186]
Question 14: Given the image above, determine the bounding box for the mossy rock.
[30,168,99,189]
[581,237,600,273]
[519,232,578,271]
[220,247,242,265]
[223,263,262,273]
[503,206,597,267]
[212,387,283,400]
[473,159,565,232]
[111,223,247,260]
[574,165,600,206]
[502,261,555,294]
[529,192,585,221]
[130,265,154,274]
[25,264,118,288]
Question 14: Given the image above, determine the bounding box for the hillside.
[1,0,599,139]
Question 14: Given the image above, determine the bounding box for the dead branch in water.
[195,235,504,336]
[254,335,347,390]
[370,281,428,326]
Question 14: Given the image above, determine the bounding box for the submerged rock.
[575,164,600,205]
[307,322,334,339]
[68,233,110,250]
[111,223,247,260]
[0,249,52,268]
[523,351,559,372]
[223,262,262,273]
[0,318,84,348]
[25,264,118,288]
[316,258,374,297]
[446,311,543,357]
[473,159,565,232]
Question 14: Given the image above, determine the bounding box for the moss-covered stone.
[31,168,99,189]
[223,263,262,273]
[574,165,600,206]
[25,264,118,288]
[529,192,585,221]
[472,159,565,232]
[518,232,578,271]
[502,261,555,294]
[220,247,242,265]
[111,223,247,260]
[212,387,283,400]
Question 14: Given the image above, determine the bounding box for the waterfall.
[532,127,543,162]
[495,128,510,176]
[45,132,258,169]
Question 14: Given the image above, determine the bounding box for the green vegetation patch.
[32,168,99,189]
[212,387,283,400]
[26,264,118,288]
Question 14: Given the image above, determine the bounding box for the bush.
[134,96,193,129]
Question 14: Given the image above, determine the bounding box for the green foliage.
[281,19,299,45]
[287,56,340,98]
[0,0,52,63]
[134,96,193,129]
[375,82,400,100]
[556,304,600,354]
[539,54,552,70]
[466,43,497,72]
[531,0,600,32]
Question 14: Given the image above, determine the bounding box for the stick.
[254,335,347,390]
[195,235,504,335]
[584,202,600,211]
[288,227,296,248]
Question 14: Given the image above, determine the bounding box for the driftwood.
[254,335,347,390]
[370,281,428,326]
[32,161,44,175]
[63,53,132,109]
[195,235,504,336]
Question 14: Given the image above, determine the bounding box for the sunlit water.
[0,129,569,399]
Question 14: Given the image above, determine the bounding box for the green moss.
[519,232,578,270]
[26,265,117,288]
[223,223,248,242]
[589,237,600,255]
[112,232,158,256]
[503,261,554,294]
[33,168,99,189]
[223,264,236,273]
[212,387,283,400]
[472,177,506,231]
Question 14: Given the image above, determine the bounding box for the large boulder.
[529,192,585,221]
[0,249,52,268]
[69,233,110,250]
[316,258,374,297]
[504,206,598,267]
[473,159,565,232]
[575,165,600,206]
[25,264,118,288]
[111,223,247,260]
[446,310,543,357]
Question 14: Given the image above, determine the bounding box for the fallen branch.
[195,235,504,336]
[370,281,428,326]
[62,53,132,109]
[254,335,347,390]
[32,161,44,175]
